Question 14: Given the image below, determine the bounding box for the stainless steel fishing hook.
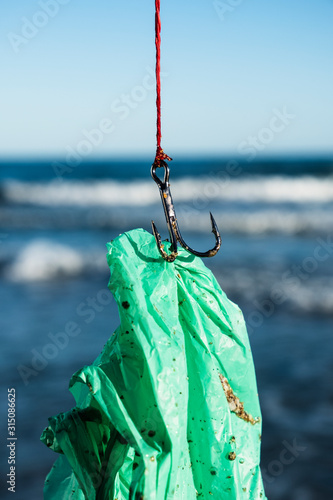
[151,160,221,262]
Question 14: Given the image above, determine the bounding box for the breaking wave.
[4,240,105,282]
[3,239,333,317]
[1,175,333,236]
[2,175,333,206]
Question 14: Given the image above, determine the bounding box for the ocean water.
[0,158,332,499]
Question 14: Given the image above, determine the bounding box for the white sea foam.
[6,240,86,282]
[3,175,333,207]
[3,179,158,207]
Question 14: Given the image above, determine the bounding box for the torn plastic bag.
[41,228,267,499]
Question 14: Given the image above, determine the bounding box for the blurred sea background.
[0,157,332,499]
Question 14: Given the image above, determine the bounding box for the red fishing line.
[154,0,172,165]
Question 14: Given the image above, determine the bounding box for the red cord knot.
[154,146,172,166]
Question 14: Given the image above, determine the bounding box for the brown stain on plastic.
[219,374,260,425]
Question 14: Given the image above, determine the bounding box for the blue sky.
[1,0,333,158]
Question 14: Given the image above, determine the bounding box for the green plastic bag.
[41,228,267,499]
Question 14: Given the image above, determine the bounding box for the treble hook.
[151,160,221,262]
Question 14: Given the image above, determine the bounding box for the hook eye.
[151,160,170,187]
